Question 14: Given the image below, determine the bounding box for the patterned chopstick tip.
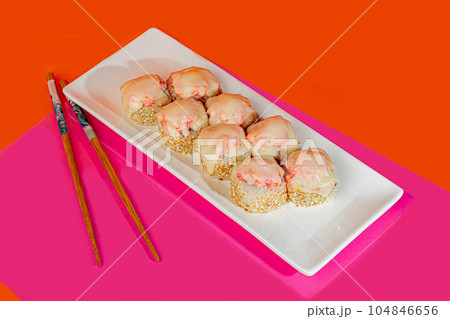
[46,73,68,135]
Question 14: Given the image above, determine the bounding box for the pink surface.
[0,78,449,300]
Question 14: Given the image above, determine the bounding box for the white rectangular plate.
[64,28,403,276]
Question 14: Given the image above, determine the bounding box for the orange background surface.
[0,0,448,300]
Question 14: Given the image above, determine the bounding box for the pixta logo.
[126,128,171,175]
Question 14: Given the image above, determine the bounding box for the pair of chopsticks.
[46,73,160,265]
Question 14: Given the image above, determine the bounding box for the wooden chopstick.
[45,73,101,265]
[59,79,160,262]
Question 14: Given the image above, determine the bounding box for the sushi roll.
[167,66,221,101]
[246,115,299,162]
[205,93,257,129]
[155,98,208,154]
[284,148,336,207]
[195,124,251,180]
[230,157,287,213]
[120,74,171,125]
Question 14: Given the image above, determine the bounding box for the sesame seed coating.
[230,179,287,213]
[130,105,164,126]
[287,184,336,207]
[157,125,199,154]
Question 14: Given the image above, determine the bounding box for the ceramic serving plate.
[64,28,403,276]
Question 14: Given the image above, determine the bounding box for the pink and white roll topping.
[167,67,221,101]
[120,74,171,117]
[205,93,257,129]
[230,156,288,213]
[196,124,249,160]
[196,124,251,178]
[234,157,285,189]
[246,115,299,161]
[155,98,208,138]
[285,148,336,199]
